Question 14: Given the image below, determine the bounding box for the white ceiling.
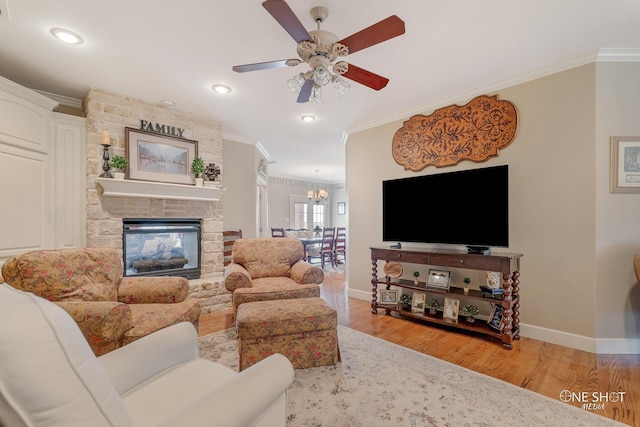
[1,1,639,184]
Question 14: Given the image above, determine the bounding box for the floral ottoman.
[236,297,339,370]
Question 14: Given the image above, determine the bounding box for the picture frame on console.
[427,269,451,290]
[610,135,640,193]
[411,292,426,313]
[379,289,398,305]
[487,303,505,331]
[443,297,459,321]
[125,127,198,185]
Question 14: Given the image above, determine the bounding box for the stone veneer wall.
[83,88,230,313]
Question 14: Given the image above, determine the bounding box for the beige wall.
[346,62,640,353]
[595,62,640,350]
[222,139,258,237]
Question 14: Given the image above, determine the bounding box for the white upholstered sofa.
[0,283,294,427]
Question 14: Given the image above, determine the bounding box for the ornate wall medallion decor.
[392,95,518,170]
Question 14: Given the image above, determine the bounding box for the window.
[292,197,327,230]
[293,202,308,229]
[312,204,325,230]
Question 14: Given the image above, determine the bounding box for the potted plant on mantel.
[461,304,479,323]
[191,157,206,187]
[110,155,127,180]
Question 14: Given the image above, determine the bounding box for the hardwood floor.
[199,269,640,426]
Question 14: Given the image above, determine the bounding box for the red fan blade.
[297,79,313,103]
[342,63,389,90]
[262,0,312,43]
[338,15,405,55]
[233,60,289,73]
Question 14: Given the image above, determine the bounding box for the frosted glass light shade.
[333,76,350,97]
[313,67,331,86]
[287,73,305,93]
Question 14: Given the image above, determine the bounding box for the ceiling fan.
[232,0,405,103]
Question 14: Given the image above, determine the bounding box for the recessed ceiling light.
[301,115,316,122]
[50,28,84,44]
[160,100,175,107]
[211,84,232,95]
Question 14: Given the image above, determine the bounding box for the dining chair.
[223,229,243,266]
[271,227,285,237]
[334,226,346,265]
[319,227,336,269]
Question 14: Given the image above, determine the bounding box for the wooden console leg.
[371,259,379,314]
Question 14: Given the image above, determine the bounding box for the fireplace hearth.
[123,218,202,279]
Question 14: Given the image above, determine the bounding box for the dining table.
[298,237,324,261]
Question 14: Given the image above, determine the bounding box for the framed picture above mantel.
[125,127,198,185]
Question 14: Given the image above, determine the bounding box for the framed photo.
[411,292,426,313]
[379,289,398,305]
[487,303,505,331]
[610,136,640,193]
[427,269,451,290]
[443,297,459,321]
[125,127,198,185]
[337,202,346,215]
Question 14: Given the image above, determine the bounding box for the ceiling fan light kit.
[233,0,405,103]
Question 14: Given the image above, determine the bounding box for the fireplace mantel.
[95,178,223,201]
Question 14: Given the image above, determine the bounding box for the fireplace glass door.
[123,218,201,279]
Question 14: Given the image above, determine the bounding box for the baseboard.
[520,324,640,354]
[347,288,640,354]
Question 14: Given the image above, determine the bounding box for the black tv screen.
[382,165,509,248]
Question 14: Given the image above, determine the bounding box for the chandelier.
[308,170,329,203]
[308,188,329,203]
[285,8,350,103]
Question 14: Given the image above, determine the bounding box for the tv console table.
[370,246,523,349]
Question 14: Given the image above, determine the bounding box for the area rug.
[198,326,625,427]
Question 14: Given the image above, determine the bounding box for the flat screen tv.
[382,165,509,249]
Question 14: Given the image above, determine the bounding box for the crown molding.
[597,48,640,61]
[0,75,58,110]
[255,141,271,162]
[34,90,82,109]
[346,51,602,136]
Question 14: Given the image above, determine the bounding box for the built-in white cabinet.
[51,112,86,249]
[0,76,85,267]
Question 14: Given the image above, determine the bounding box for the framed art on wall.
[610,136,640,193]
[337,202,346,215]
[125,127,198,185]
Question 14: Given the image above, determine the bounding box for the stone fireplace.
[83,88,230,314]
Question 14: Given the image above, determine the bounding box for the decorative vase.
[413,278,419,285]
[113,171,125,180]
[429,308,437,315]
[195,177,204,187]
[466,316,475,323]
[463,287,470,295]
[401,303,411,311]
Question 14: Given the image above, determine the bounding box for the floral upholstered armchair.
[224,237,324,317]
[2,247,201,355]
